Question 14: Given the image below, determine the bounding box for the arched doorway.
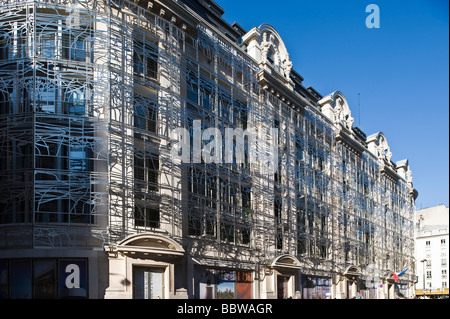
[104,233,185,299]
[344,265,362,299]
[270,255,301,299]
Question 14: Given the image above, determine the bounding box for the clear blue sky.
[219,0,449,210]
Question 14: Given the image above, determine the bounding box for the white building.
[415,205,449,298]
[0,0,418,299]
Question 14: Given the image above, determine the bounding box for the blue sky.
[219,0,449,210]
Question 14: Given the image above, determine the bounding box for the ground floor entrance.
[277,275,290,299]
[133,267,164,299]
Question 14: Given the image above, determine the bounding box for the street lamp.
[421,259,427,299]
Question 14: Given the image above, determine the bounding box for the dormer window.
[267,48,275,65]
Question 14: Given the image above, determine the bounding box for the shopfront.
[301,276,331,299]
[194,267,253,299]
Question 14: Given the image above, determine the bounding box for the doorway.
[277,275,290,299]
[133,267,164,299]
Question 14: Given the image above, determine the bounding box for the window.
[267,48,275,64]
[10,260,32,299]
[220,222,235,243]
[441,239,446,245]
[133,93,158,136]
[0,31,12,60]
[0,90,14,115]
[133,40,158,80]
[38,33,56,58]
[69,145,91,171]
[442,259,447,267]
[186,68,199,104]
[134,206,159,228]
[0,258,88,299]
[232,98,248,129]
[443,282,447,289]
[426,240,431,246]
[427,271,432,279]
[63,33,88,62]
[34,260,57,299]
[241,186,251,212]
[426,260,432,268]
[37,87,57,113]
[65,89,86,115]
[197,269,252,300]
[297,237,307,255]
[134,154,159,192]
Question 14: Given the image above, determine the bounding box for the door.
[277,275,289,299]
[346,280,352,299]
[133,267,164,299]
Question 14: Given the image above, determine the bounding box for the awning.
[415,288,449,296]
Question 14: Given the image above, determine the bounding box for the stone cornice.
[334,128,366,156]
[257,68,314,112]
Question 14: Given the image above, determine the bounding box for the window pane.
[40,34,55,58]
[0,260,8,299]
[71,40,86,61]
[58,259,88,299]
[38,88,56,113]
[34,260,57,299]
[10,260,32,299]
[67,90,85,115]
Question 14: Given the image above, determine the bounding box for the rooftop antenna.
[358,93,361,127]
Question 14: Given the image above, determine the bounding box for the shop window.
[34,260,57,299]
[302,276,330,299]
[197,269,252,300]
[216,270,252,299]
[0,259,87,299]
[0,260,8,299]
[10,260,32,299]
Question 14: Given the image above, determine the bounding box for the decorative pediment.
[367,132,392,163]
[242,24,292,80]
[109,233,185,259]
[318,91,354,131]
[344,265,362,276]
[270,254,301,269]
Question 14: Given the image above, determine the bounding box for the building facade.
[0,0,418,299]
[415,205,449,298]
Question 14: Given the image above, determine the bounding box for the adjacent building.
[415,205,449,298]
[0,0,418,299]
